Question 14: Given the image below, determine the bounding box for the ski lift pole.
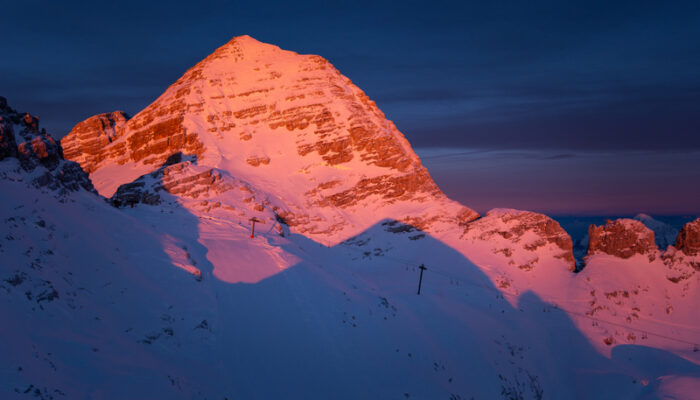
[417,264,427,295]
[250,217,259,238]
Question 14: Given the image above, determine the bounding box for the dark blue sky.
[2,0,699,214]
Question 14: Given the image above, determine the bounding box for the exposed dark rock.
[0,97,95,194]
[674,218,700,256]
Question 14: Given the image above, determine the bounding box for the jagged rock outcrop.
[63,35,477,241]
[0,96,94,194]
[111,180,161,207]
[674,218,700,256]
[61,111,129,173]
[587,219,658,260]
[463,209,575,271]
[0,96,61,170]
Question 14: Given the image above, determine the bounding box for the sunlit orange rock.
[587,219,658,259]
[62,111,129,173]
[62,35,479,238]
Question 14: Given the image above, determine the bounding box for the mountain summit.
[63,35,478,242]
[4,38,700,399]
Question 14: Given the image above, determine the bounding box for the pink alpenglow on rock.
[62,35,478,244]
[61,111,130,173]
[587,219,658,260]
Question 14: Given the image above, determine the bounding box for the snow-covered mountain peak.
[62,37,478,242]
[225,34,270,48]
[210,34,288,61]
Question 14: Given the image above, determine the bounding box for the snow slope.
[2,36,699,398]
[3,166,699,399]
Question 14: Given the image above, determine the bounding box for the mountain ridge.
[2,36,699,398]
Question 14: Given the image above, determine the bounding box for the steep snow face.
[63,35,477,242]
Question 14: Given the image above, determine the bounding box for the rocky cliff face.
[674,218,700,257]
[586,219,658,260]
[0,97,94,194]
[0,96,60,171]
[62,35,477,242]
[61,111,129,173]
